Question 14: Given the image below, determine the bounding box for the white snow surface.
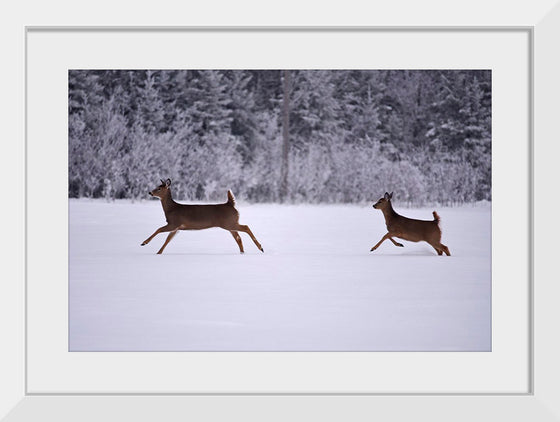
[69,199,491,351]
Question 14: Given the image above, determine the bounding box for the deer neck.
[159,190,177,213]
[381,202,399,224]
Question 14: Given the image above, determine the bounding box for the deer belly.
[178,221,215,230]
[394,233,422,242]
[389,230,424,242]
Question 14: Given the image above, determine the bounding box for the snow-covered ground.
[69,199,491,352]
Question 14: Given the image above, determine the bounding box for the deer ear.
[165,178,171,187]
[384,192,390,200]
[389,192,393,199]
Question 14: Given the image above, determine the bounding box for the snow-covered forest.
[68,70,491,204]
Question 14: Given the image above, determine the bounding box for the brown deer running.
[141,179,264,255]
[370,192,450,256]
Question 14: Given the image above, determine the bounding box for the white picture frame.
[2,0,559,420]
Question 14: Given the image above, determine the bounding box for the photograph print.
[68,69,491,351]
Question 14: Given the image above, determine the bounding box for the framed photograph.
[3,1,558,420]
[66,67,488,354]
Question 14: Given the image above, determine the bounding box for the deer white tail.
[227,190,236,206]
[432,211,440,223]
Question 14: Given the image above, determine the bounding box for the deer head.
[148,178,172,199]
[372,191,393,210]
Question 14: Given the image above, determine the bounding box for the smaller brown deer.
[141,179,264,255]
[370,192,450,256]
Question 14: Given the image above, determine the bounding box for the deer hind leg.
[427,239,442,255]
[156,229,178,255]
[389,237,404,247]
[371,233,393,252]
[141,223,176,246]
[439,243,451,256]
[229,230,244,253]
[428,241,450,256]
[235,224,264,252]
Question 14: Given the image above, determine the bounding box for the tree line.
[68,69,491,205]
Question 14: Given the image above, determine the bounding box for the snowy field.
[69,199,491,352]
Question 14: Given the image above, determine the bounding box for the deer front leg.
[370,233,393,252]
[141,223,175,246]
[157,229,178,254]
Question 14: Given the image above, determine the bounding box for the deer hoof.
[397,243,404,247]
